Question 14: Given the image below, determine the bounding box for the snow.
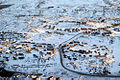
[0,0,120,79]
[61,36,120,75]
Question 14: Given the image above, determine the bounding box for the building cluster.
[42,24,97,33]
[60,39,115,75]
[42,24,115,37]
[0,31,27,40]
[0,40,56,63]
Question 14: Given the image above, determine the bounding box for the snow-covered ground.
[0,0,120,79]
[60,35,120,75]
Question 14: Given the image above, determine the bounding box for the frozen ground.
[0,0,120,79]
[60,35,120,75]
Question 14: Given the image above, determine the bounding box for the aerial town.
[0,0,120,80]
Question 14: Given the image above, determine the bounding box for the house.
[33,54,38,58]
[66,42,69,46]
[69,41,74,44]
[33,44,44,48]
[72,28,76,32]
[75,28,80,32]
[18,57,24,59]
[91,32,100,36]
[52,26,55,30]
[91,29,97,31]
[18,53,24,56]
[25,48,32,53]
[43,25,47,28]
[114,28,120,32]
[16,45,22,49]
[81,28,88,30]
[53,49,56,54]
[73,41,80,43]
[47,51,54,55]
[47,45,54,51]
[13,55,17,60]
[87,28,92,30]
